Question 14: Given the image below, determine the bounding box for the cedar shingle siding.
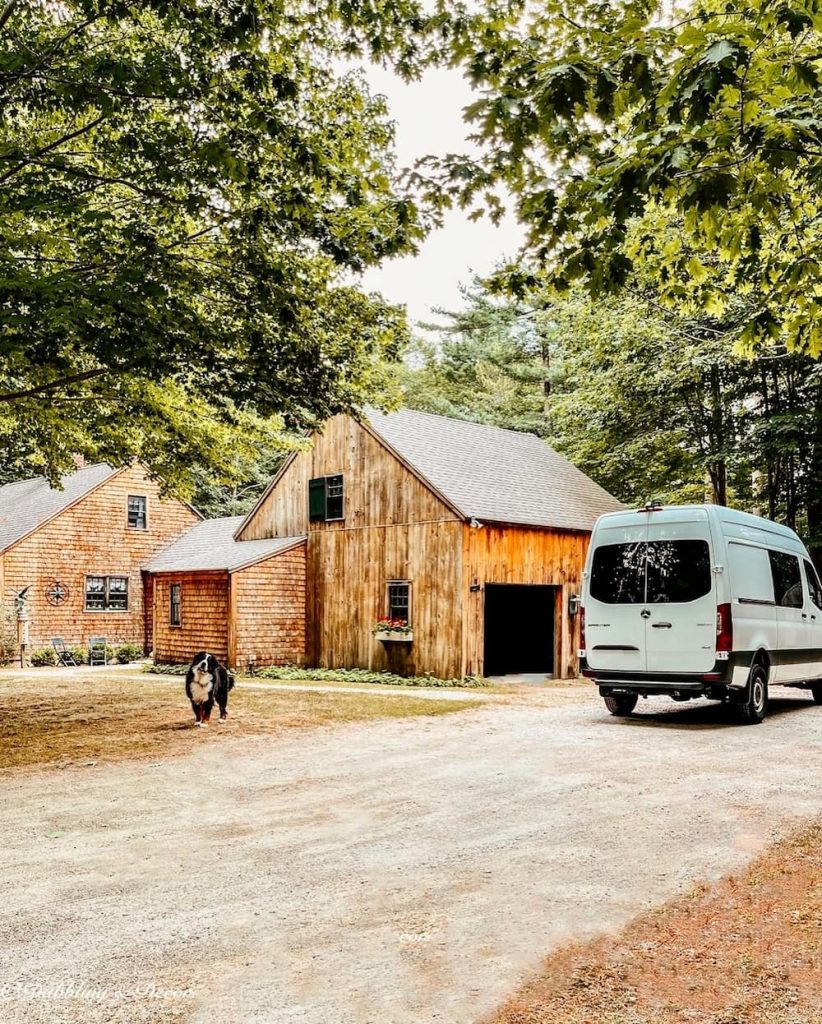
[146,517,307,667]
[152,572,231,664]
[0,464,199,651]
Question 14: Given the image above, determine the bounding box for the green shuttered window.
[308,474,344,522]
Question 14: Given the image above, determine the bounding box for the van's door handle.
[651,622,672,629]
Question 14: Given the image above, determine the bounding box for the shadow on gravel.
[597,695,816,730]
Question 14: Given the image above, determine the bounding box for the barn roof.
[145,516,305,573]
[0,462,119,553]
[364,408,624,532]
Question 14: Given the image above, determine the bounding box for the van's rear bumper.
[579,654,749,695]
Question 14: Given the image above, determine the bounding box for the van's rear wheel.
[733,664,768,724]
[811,683,822,705]
[604,694,638,717]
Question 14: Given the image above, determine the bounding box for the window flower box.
[374,630,414,643]
[372,617,413,643]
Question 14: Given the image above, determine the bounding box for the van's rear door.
[586,516,648,674]
[644,509,716,675]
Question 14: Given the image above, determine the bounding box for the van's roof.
[594,503,803,544]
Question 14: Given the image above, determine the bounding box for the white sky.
[357,64,525,334]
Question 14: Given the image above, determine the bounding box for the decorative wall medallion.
[46,581,69,607]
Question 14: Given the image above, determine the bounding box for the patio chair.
[51,637,78,667]
[88,636,108,667]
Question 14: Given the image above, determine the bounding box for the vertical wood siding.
[462,523,590,678]
[238,414,457,540]
[309,520,464,680]
[239,415,465,679]
[3,465,199,651]
[231,546,307,669]
[152,571,229,663]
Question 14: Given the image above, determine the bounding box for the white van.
[579,504,822,723]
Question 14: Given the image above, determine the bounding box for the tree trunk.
[707,363,727,506]
[807,378,822,570]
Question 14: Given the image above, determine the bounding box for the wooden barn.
[0,461,199,652]
[221,409,624,679]
[145,516,306,669]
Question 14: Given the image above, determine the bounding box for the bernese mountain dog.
[185,652,235,727]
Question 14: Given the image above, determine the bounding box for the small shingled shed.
[144,516,306,670]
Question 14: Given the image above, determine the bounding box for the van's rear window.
[590,541,712,604]
[590,542,646,604]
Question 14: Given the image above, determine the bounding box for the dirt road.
[1,688,819,1024]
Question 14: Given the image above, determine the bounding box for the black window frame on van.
[803,559,822,611]
[767,550,805,609]
[589,539,713,605]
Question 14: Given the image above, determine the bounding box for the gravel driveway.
[1,687,819,1024]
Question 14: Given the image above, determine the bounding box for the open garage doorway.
[483,584,557,678]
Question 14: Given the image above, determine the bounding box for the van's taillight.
[716,603,733,653]
[579,605,586,657]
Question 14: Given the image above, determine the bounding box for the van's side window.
[728,543,774,603]
[803,560,822,610]
[768,551,804,609]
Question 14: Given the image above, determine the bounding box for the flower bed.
[144,663,488,688]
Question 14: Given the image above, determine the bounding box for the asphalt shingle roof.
[144,516,305,573]
[0,463,118,553]
[364,408,624,531]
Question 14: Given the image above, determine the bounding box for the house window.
[308,474,345,522]
[127,495,147,530]
[387,580,411,624]
[85,576,129,612]
[169,583,182,627]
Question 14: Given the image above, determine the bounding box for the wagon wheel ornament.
[46,581,69,607]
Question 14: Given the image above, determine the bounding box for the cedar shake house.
[0,462,199,651]
[148,410,622,679]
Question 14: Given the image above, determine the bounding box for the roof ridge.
[0,462,112,491]
[366,405,549,444]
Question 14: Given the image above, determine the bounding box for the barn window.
[169,583,182,627]
[387,580,411,625]
[85,576,129,612]
[127,495,147,529]
[308,474,345,522]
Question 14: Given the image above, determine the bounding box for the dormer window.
[127,494,147,530]
[308,474,344,522]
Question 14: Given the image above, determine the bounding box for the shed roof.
[0,462,119,553]
[364,408,624,532]
[145,516,305,573]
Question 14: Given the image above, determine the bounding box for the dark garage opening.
[483,584,556,677]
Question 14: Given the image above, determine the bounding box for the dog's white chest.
[190,671,213,704]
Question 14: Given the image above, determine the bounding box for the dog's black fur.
[185,651,235,726]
